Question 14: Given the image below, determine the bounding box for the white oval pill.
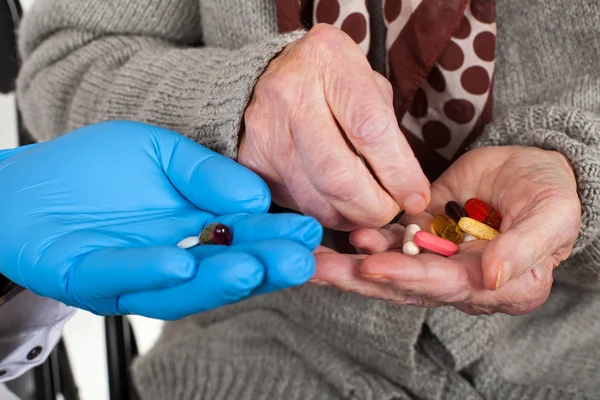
[402,241,421,256]
[403,224,421,244]
[177,236,200,249]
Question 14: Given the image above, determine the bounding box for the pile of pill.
[402,198,502,257]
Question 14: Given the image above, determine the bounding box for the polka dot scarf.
[275,0,496,180]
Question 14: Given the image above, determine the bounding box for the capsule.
[464,198,502,230]
[458,217,499,241]
[199,223,233,245]
[402,224,421,256]
[444,201,468,223]
[431,214,462,244]
[414,231,458,257]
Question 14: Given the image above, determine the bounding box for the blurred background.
[1,0,165,398]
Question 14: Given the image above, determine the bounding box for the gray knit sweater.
[16,1,600,399]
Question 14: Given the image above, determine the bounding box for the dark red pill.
[199,223,233,245]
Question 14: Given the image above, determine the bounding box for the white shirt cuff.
[0,290,74,383]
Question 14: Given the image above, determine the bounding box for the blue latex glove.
[0,121,322,320]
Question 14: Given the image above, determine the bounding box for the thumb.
[481,206,570,290]
[149,123,271,215]
[0,143,38,162]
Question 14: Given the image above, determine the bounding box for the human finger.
[349,224,405,254]
[189,239,316,296]
[310,246,440,306]
[349,214,433,254]
[179,213,324,251]
[121,239,315,319]
[358,243,486,303]
[482,195,580,290]
[117,251,264,319]
[290,91,399,227]
[27,229,198,312]
[146,121,272,215]
[318,26,430,215]
[274,147,358,230]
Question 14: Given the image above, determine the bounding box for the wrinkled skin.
[311,146,581,316]
[239,24,430,231]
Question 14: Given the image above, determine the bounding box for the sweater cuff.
[194,30,306,159]
[471,105,600,253]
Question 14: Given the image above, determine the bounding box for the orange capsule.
[431,214,462,244]
[464,198,502,230]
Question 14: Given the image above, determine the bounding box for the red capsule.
[464,198,502,230]
[199,223,233,245]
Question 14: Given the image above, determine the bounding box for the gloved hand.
[0,121,322,320]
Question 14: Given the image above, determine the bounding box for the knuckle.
[243,102,262,129]
[256,54,309,108]
[374,72,394,99]
[256,72,296,104]
[316,163,360,202]
[349,108,393,145]
[305,24,356,59]
[307,23,346,46]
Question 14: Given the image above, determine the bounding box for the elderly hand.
[239,24,430,230]
[0,121,322,320]
[311,146,581,316]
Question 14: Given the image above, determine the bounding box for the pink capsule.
[413,231,458,257]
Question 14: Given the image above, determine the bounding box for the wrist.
[551,149,578,188]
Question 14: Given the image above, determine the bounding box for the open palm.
[311,146,581,315]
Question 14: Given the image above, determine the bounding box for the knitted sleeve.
[15,0,304,158]
[472,106,600,286]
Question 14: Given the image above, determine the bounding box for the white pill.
[177,236,200,249]
[461,233,477,243]
[403,224,421,243]
[402,241,421,256]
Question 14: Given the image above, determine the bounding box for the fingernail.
[308,278,330,286]
[360,274,390,282]
[494,261,511,290]
[403,193,426,214]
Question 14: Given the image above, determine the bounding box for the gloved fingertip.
[204,156,272,214]
[272,250,316,287]
[154,247,198,281]
[300,217,324,250]
[242,184,272,214]
[209,252,265,293]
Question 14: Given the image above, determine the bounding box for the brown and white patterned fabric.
[275,0,496,181]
